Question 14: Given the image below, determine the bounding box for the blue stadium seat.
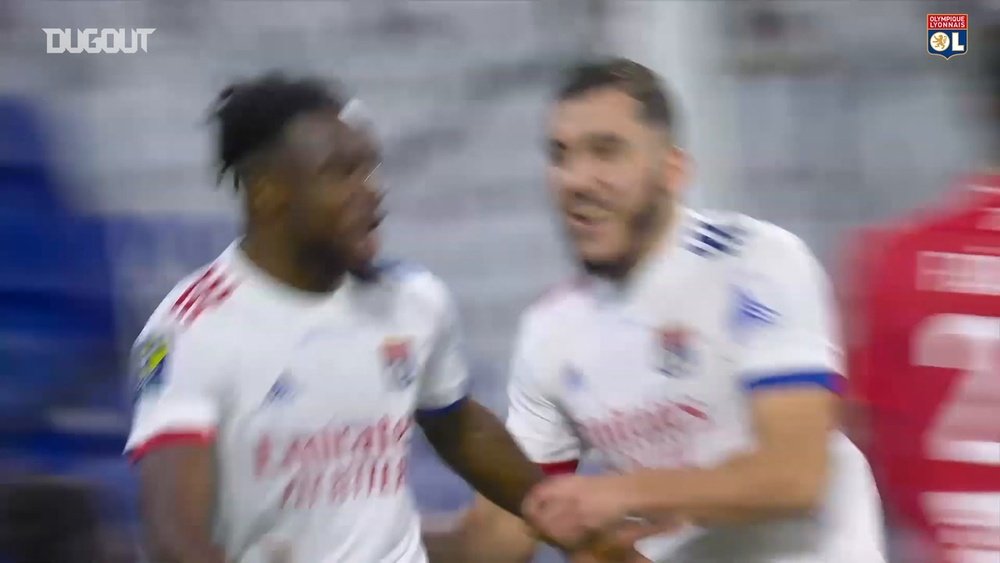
[0,98,121,448]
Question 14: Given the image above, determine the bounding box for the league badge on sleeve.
[132,331,171,399]
[656,327,697,378]
[381,337,417,390]
[927,14,968,60]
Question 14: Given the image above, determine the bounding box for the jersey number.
[913,314,1000,465]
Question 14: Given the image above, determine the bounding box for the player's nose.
[556,157,602,198]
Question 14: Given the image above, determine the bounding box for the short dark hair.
[210,72,345,189]
[556,57,676,133]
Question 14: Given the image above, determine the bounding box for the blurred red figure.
[842,173,1000,563]
[844,14,1000,562]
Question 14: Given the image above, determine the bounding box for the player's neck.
[626,204,679,280]
[240,233,346,295]
[596,205,678,283]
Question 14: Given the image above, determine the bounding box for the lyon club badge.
[927,14,968,60]
[381,337,417,390]
[656,327,697,378]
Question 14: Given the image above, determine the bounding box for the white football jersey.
[506,209,885,563]
[125,242,468,563]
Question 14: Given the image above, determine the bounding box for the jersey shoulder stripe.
[683,210,749,259]
[367,259,458,324]
[167,262,240,326]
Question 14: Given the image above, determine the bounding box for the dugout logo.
[927,14,968,60]
[43,28,155,54]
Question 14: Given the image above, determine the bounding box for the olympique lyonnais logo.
[43,28,155,54]
[927,14,968,60]
[657,327,696,378]
[381,337,417,390]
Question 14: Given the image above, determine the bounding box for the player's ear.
[247,174,289,217]
[662,143,691,199]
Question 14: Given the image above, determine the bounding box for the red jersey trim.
[538,459,579,476]
[170,265,239,325]
[127,429,217,464]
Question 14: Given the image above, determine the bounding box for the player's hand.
[568,514,684,562]
[524,474,634,537]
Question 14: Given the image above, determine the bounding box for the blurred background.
[0,1,995,561]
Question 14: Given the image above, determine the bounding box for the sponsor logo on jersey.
[381,337,416,390]
[656,327,697,378]
[253,416,413,509]
[132,331,171,399]
[927,14,968,60]
[578,399,714,469]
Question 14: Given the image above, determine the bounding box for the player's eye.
[589,137,624,161]
[548,141,566,165]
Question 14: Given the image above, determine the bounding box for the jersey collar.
[223,240,354,307]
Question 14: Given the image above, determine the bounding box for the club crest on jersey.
[132,331,171,400]
[927,14,968,60]
[656,327,696,378]
[381,337,416,390]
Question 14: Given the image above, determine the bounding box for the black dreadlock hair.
[210,72,345,190]
[556,57,676,136]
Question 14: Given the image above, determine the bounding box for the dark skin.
[139,446,226,563]
[139,108,545,562]
[417,400,546,520]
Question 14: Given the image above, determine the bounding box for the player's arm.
[412,288,545,519]
[138,444,226,563]
[417,398,545,520]
[630,233,841,524]
[627,388,834,525]
[423,307,631,562]
[124,319,229,563]
[530,231,843,531]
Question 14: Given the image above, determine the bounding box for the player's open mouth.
[567,211,609,231]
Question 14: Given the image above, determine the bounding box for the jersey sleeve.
[124,306,229,462]
[504,315,582,473]
[732,227,844,394]
[415,283,470,413]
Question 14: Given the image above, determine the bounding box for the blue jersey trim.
[416,395,468,417]
[685,219,745,258]
[701,221,737,241]
[743,371,843,394]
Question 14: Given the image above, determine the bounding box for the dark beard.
[579,183,668,281]
[293,239,352,290]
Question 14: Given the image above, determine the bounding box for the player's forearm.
[623,452,825,525]
[418,400,545,518]
[140,447,227,563]
[422,505,536,563]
